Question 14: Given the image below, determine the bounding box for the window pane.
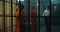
[5,2,11,16]
[13,17,16,32]
[5,17,16,32]
[23,0,28,16]
[40,18,47,32]
[5,17,11,32]
[30,0,38,16]
[51,18,60,32]
[5,0,11,2]
[40,0,50,16]
[0,17,3,31]
[13,4,16,16]
[51,0,60,16]
[13,0,16,3]
[0,1,2,15]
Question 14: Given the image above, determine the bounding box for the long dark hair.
[18,1,24,11]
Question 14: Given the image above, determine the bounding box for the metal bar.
[11,0,13,32]
[0,15,60,18]
[28,0,30,32]
[5,1,7,32]
[2,0,5,32]
[38,0,40,32]
[48,0,51,32]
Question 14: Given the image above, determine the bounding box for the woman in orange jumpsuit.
[31,6,37,32]
[16,1,27,32]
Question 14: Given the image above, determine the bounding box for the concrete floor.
[40,25,60,32]
[40,18,60,32]
[27,18,60,32]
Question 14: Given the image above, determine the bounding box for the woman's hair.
[18,1,24,10]
[18,5,24,10]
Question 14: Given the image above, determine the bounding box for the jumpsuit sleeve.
[16,11,19,20]
[16,11,20,32]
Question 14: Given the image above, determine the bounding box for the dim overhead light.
[18,0,24,1]
[37,3,39,6]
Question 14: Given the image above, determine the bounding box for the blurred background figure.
[42,5,51,32]
[16,1,27,32]
[42,6,50,16]
[31,6,37,32]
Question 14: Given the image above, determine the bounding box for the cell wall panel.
[0,1,2,15]
[13,4,16,16]
[0,17,2,29]
[5,2,11,15]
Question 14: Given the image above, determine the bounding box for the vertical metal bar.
[38,0,40,32]
[2,0,5,32]
[49,0,51,32]
[5,2,7,32]
[11,0,13,32]
[28,0,30,32]
[36,0,38,32]
[45,0,51,32]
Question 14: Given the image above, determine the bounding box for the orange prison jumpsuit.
[16,10,27,32]
[31,9,37,32]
